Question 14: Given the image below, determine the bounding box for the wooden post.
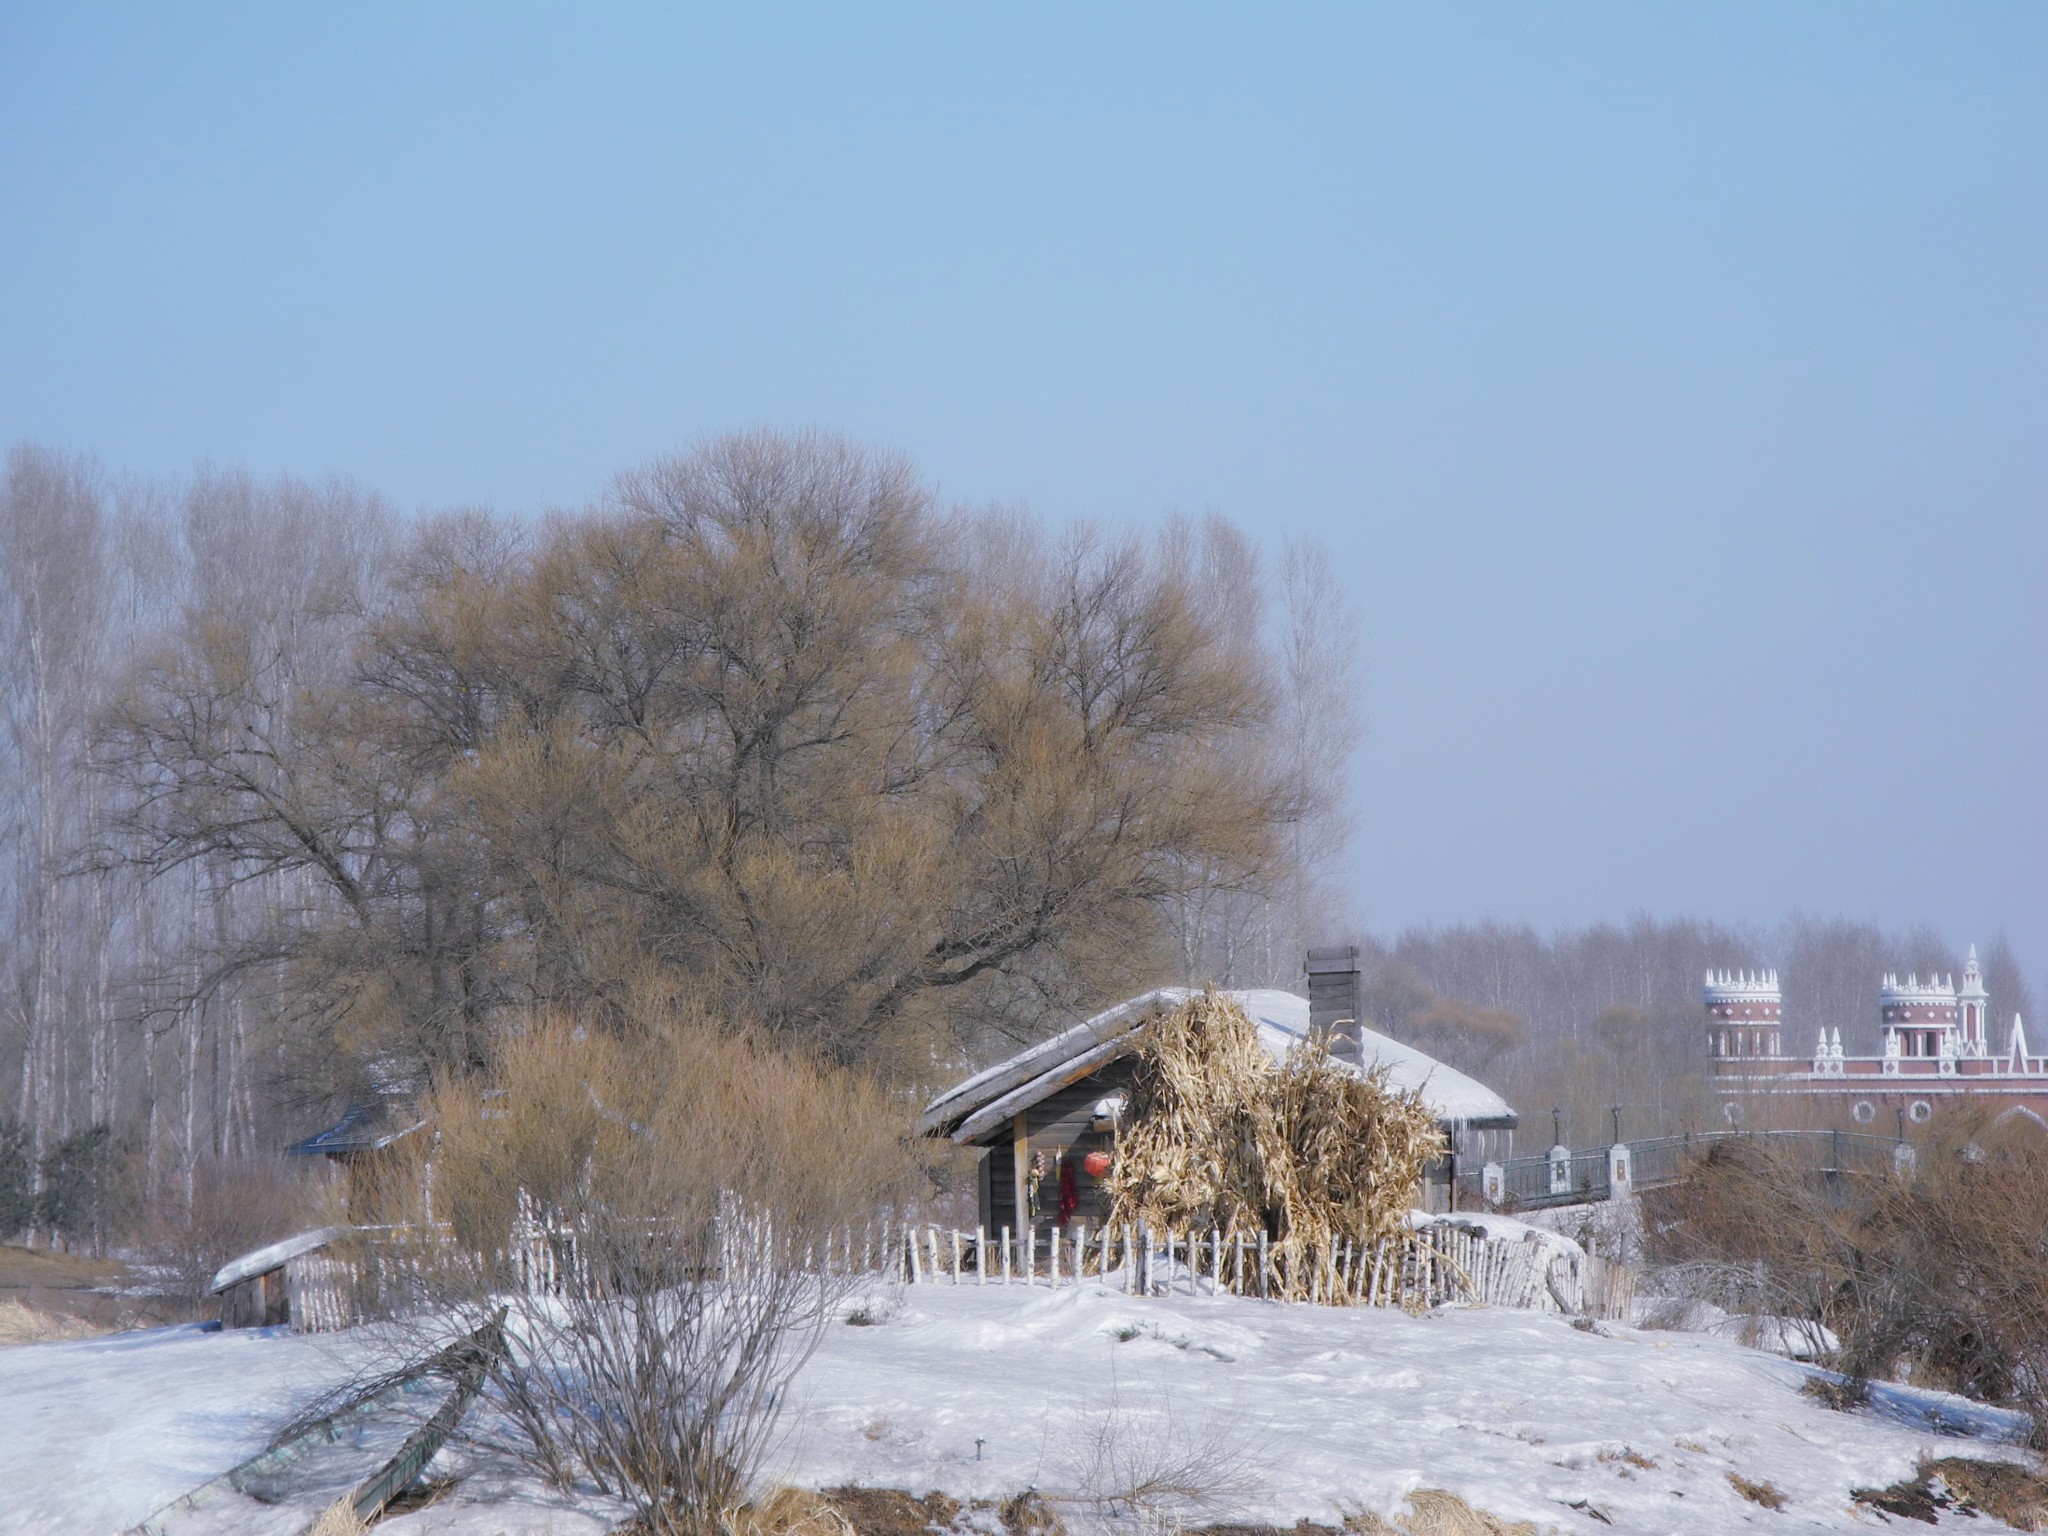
[1233,1230,1245,1294]
[952,1228,963,1284]
[1001,1226,1012,1285]
[1075,1222,1088,1279]
[977,1227,988,1285]
[908,1227,923,1285]
[1124,1225,1136,1293]
[1025,1225,1036,1285]
[1011,1112,1030,1252]
[1210,1228,1222,1288]
[1050,1225,1061,1285]
[1257,1230,1269,1299]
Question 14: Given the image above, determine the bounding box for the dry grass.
[1854,1457,2048,1530]
[303,1499,370,1536]
[1323,1490,1536,1536]
[0,1243,130,1290]
[739,1486,862,1536]
[0,1299,109,1346]
[1105,990,1443,1301]
[1933,1458,2048,1530]
[1725,1472,1787,1510]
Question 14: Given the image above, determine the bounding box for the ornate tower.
[1880,971,1960,1061]
[1704,969,1782,1059]
[1957,945,1991,1056]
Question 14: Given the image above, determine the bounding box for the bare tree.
[0,445,108,1229]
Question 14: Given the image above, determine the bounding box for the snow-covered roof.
[208,1227,344,1294]
[920,986,1518,1144]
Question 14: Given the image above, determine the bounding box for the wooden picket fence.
[880,1218,1586,1313]
[280,1210,1585,1332]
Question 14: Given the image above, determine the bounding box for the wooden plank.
[1011,1112,1030,1252]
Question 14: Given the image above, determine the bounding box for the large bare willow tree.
[97,430,1311,1089]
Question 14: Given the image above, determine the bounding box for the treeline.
[1354,917,2041,1147]
[0,431,1356,1235]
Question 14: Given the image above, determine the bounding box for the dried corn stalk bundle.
[1105,989,1444,1301]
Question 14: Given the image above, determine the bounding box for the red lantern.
[1082,1150,1112,1178]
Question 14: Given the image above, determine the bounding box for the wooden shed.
[209,1227,343,1329]
[285,1103,428,1221]
[918,987,1520,1238]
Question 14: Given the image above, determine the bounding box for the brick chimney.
[1306,945,1363,1062]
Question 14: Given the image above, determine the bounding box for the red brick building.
[1707,948,2048,1133]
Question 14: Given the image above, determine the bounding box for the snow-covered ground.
[1,1278,2037,1535]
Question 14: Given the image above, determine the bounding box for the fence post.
[977,1227,988,1285]
[1257,1230,1269,1299]
[1482,1161,1505,1206]
[1607,1142,1633,1201]
[1548,1142,1572,1196]
[1000,1226,1012,1285]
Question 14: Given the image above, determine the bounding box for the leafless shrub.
[1046,1381,1267,1531]
[133,1154,339,1316]
[367,1000,925,1536]
[1649,1115,2048,1443]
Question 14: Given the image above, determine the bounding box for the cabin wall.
[220,1268,290,1329]
[976,1059,1137,1237]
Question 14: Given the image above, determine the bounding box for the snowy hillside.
[1,1276,2039,1535]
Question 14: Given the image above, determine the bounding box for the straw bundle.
[1105,989,1444,1301]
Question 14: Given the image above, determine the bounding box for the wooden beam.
[1011,1112,1029,1240]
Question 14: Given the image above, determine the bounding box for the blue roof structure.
[285,1103,426,1158]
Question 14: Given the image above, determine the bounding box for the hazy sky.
[4,6,2043,979]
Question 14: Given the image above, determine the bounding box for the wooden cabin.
[285,1103,428,1221]
[918,987,1520,1237]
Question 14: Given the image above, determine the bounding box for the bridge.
[1454,1128,1914,1211]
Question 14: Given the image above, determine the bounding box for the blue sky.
[3,5,2043,980]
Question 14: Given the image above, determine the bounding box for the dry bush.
[1048,1384,1267,1529]
[371,999,925,1536]
[1106,991,1442,1299]
[1840,1112,2048,1425]
[134,1154,339,1315]
[1651,1114,2048,1442]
